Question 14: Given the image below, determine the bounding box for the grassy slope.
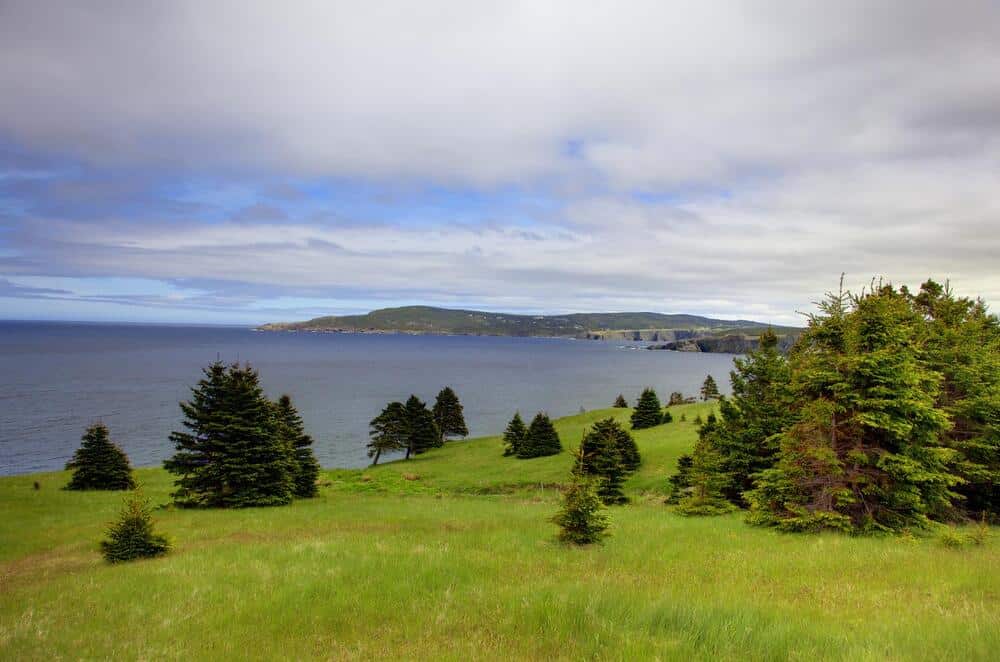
[1,403,997,660]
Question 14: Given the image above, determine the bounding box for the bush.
[66,423,135,491]
[101,493,170,563]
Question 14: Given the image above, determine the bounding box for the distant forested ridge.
[258,305,800,346]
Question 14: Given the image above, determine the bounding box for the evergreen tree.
[682,328,796,508]
[675,416,735,516]
[367,401,409,465]
[552,448,609,545]
[592,433,628,505]
[661,409,673,424]
[65,423,135,491]
[502,412,528,456]
[668,391,686,406]
[433,386,469,441]
[700,375,721,400]
[274,394,320,498]
[577,418,641,473]
[911,280,1000,520]
[518,412,562,458]
[666,454,694,504]
[165,362,294,508]
[100,493,170,562]
[404,395,441,457]
[630,388,663,429]
[613,394,628,408]
[746,284,957,533]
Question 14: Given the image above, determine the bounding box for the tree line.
[366,386,469,464]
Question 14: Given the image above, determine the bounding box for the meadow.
[1,403,997,660]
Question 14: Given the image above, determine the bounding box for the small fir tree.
[630,388,663,429]
[100,493,170,563]
[553,449,609,545]
[613,394,628,408]
[518,412,562,458]
[577,418,641,473]
[433,386,469,441]
[274,395,321,498]
[700,375,721,401]
[592,434,628,505]
[367,401,409,465]
[661,409,673,424]
[666,454,694,504]
[675,416,736,516]
[668,391,686,406]
[502,412,528,456]
[65,423,135,491]
[404,395,441,457]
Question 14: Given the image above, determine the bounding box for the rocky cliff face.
[648,333,797,354]
[580,329,702,342]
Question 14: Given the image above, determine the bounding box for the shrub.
[101,493,170,563]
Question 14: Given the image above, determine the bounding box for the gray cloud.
[1,1,999,321]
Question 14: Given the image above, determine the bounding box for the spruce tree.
[578,418,640,473]
[404,395,441,457]
[675,416,735,516]
[100,492,170,562]
[518,412,562,458]
[666,454,694,504]
[700,375,721,400]
[630,388,663,429]
[553,448,609,545]
[368,401,409,465]
[65,423,135,491]
[668,391,686,406]
[165,362,294,508]
[613,394,628,408]
[433,386,469,441]
[746,284,957,533]
[274,394,321,498]
[502,412,528,456]
[661,409,673,424]
[592,434,628,505]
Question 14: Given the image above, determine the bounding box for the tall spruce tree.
[367,401,409,465]
[274,394,321,498]
[502,412,528,456]
[613,394,628,408]
[433,386,469,441]
[578,418,641,473]
[746,284,957,533]
[404,395,441,457]
[518,412,562,458]
[630,388,663,429]
[165,362,295,508]
[700,375,721,401]
[911,280,1000,520]
[677,328,795,508]
[65,423,136,491]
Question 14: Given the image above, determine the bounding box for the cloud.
[0,1,999,322]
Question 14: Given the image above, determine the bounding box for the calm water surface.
[0,322,737,475]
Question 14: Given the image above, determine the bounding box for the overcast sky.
[1,1,998,325]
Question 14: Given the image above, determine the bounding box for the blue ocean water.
[0,321,737,475]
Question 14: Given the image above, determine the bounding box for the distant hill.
[259,305,800,342]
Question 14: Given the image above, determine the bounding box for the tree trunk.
[371,449,381,466]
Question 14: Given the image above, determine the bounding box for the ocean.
[0,321,737,475]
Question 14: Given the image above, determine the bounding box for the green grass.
[2,403,997,660]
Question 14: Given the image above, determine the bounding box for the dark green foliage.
[693,414,703,425]
[592,435,628,505]
[700,375,721,401]
[661,409,673,424]
[675,416,736,516]
[518,412,562,458]
[630,388,663,429]
[668,391,688,406]
[746,284,957,533]
[404,395,442,457]
[681,328,796,509]
[165,362,295,508]
[578,418,640,473]
[367,401,409,465]
[433,386,469,440]
[666,454,694,504]
[65,423,135,491]
[613,394,628,408]
[553,449,609,544]
[911,280,1000,520]
[502,412,528,457]
[100,493,170,563]
[274,395,320,498]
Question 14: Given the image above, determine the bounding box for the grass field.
[1,403,997,660]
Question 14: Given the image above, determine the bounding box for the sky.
[1,1,999,325]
